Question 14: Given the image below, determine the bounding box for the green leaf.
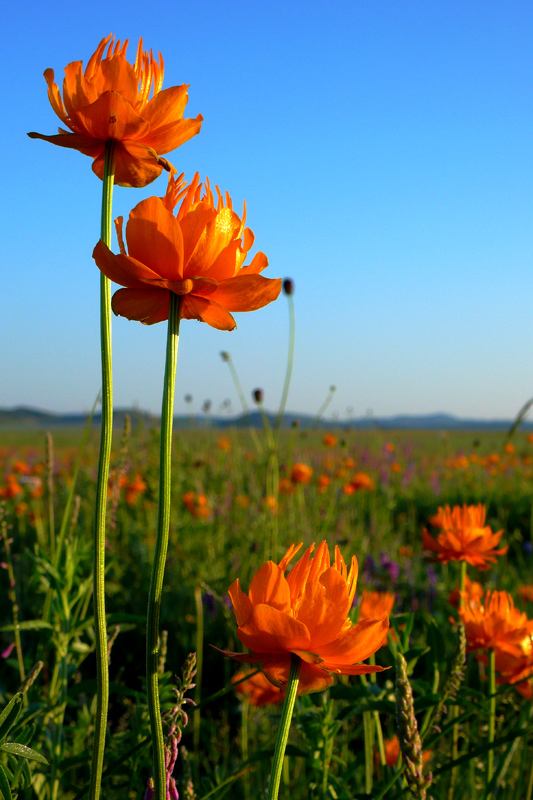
[0,694,23,741]
[0,742,49,765]
[0,765,12,800]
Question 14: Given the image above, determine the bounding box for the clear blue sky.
[3,1,532,419]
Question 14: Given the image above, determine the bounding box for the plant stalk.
[146,292,181,799]
[89,140,115,800]
[267,656,301,800]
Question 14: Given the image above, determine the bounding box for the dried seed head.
[220,351,230,362]
[252,388,264,404]
[395,652,432,799]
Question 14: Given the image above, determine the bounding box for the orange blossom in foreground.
[225,541,390,693]
[28,35,202,187]
[232,670,284,707]
[93,172,281,330]
[423,504,507,569]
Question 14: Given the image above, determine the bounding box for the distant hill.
[0,405,530,432]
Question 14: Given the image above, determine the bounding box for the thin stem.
[193,584,204,752]
[487,649,496,796]
[146,293,181,800]
[275,293,295,433]
[267,656,301,800]
[363,710,374,794]
[89,140,115,800]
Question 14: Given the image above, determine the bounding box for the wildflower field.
[0,425,532,798]
[6,29,532,800]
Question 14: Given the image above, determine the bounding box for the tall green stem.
[487,649,496,796]
[89,141,115,800]
[275,292,295,433]
[267,656,301,800]
[146,293,181,800]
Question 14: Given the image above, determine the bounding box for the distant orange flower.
[94,172,281,330]
[125,473,147,505]
[225,541,389,693]
[0,476,23,499]
[322,434,338,448]
[233,670,284,706]
[279,478,294,495]
[217,436,232,452]
[290,463,313,485]
[460,590,533,660]
[28,35,202,187]
[517,585,533,604]
[423,504,507,569]
[344,472,375,494]
[182,490,211,519]
[359,591,395,620]
[317,474,331,493]
[449,575,484,608]
[264,495,278,514]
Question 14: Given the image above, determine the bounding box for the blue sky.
[3,1,532,418]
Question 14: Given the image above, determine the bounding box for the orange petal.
[94,140,164,188]
[142,84,189,127]
[72,90,149,141]
[296,567,350,647]
[206,275,282,311]
[126,197,183,280]
[228,579,253,626]
[318,617,389,665]
[238,604,310,653]
[180,295,236,330]
[27,130,102,157]
[248,562,291,612]
[140,114,203,156]
[93,241,166,288]
[112,287,169,324]
[239,251,269,275]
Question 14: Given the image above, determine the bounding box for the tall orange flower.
[28,35,202,187]
[422,504,507,569]
[93,172,281,330]
[225,541,389,693]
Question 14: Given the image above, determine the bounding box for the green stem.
[146,293,181,800]
[89,141,115,800]
[459,560,467,606]
[275,293,295,433]
[363,710,374,794]
[193,583,204,752]
[267,656,301,800]
[487,649,496,796]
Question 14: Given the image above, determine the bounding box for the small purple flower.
[379,552,400,582]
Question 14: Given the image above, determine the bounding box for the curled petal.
[112,287,170,324]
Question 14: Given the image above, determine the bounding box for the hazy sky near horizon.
[3,1,532,420]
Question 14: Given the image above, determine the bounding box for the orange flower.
[93,172,281,330]
[125,473,147,505]
[449,574,484,608]
[517,585,533,604]
[359,591,395,620]
[28,35,202,187]
[460,590,533,660]
[232,670,284,707]
[322,434,338,448]
[316,474,331,493]
[290,463,313,485]
[182,490,211,519]
[344,472,375,493]
[423,504,507,569]
[225,541,389,693]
